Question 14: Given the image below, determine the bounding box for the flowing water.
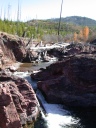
[14,62,96,128]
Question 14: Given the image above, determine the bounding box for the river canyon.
[0,32,96,128]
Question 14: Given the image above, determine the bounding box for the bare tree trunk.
[58,0,63,42]
[0,7,2,19]
[17,0,20,35]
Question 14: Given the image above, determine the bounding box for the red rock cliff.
[0,70,40,128]
[0,32,26,68]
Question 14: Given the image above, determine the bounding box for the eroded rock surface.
[31,53,96,107]
[0,32,26,68]
[0,70,40,128]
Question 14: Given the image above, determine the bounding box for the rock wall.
[31,53,96,107]
[0,84,21,128]
[0,70,40,128]
[0,32,26,68]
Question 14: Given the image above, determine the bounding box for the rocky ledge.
[0,69,40,128]
[31,52,96,107]
[0,32,27,69]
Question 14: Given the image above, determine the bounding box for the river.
[13,62,96,128]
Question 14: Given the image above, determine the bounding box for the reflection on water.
[18,61,54,71]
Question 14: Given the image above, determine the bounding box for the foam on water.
[36,90,79,128]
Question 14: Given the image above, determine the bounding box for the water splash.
[14,71,79,128]
[36,90,79,128]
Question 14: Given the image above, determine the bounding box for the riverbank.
[1,54,96,128]
[14,64,79,128]
[15,62,96,128]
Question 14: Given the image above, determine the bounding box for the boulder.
[32,53,96,107]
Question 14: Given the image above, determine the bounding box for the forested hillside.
[0,18,82,38]
[0,16,96,43]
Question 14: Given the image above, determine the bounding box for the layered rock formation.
[31,53,96,107]
[0,70,40,128]
[0,32,26,68]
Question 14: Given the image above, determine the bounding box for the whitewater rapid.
[13,71,79,128]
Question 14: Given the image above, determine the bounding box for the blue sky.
[0,0,96,21]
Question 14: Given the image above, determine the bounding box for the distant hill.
[48,16,96,27]
[25,16,96,43]
[27,18,82,36]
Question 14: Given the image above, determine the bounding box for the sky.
[0,0,96,21]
